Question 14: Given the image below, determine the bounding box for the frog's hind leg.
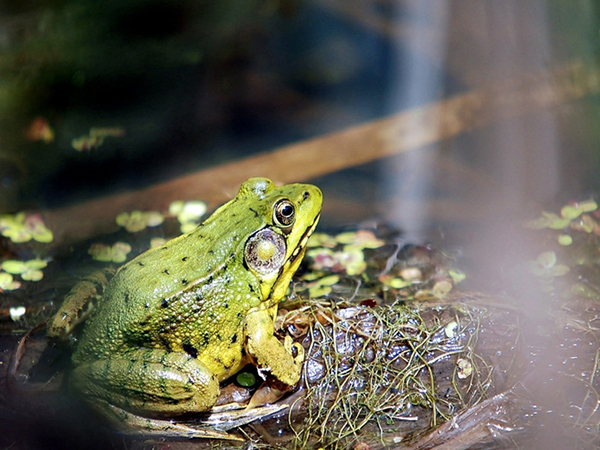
[70,348,232,439]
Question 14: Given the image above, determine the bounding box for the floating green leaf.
[307,232,338,248]
[558,234,573,246]
[449,270,466,284]
[580,199,598,212]
[433,280,453,298]
[537,251,557,269]
[236,371,256,387]
[335,230,384,249]
[561,205,583,220]
[306,274,340,298]
[0,212,53,243]
[89,242,132,263]
[0,272,21,291]
[169,200,206,233]
[550,264,570,277]
[2,259,47,281]
[9,305,26,321]
[116,210,164,233]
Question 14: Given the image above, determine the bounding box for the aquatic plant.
[116,210,164,233]
[88,242,132,263]
[0,271,21,291]
[287,300,500,449]
[71,127,125,152]
[1,259,48,281]
[0,212,53,243]
[169,200,207,233]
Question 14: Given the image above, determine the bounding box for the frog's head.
[237,177,322,304]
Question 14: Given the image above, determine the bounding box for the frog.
[47,177,322,439]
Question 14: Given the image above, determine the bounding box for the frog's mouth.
[287,213,321,267]
[263,213,320,307]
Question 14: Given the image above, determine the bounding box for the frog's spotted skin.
[51,178,322,438]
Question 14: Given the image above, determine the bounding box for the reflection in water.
[383,2,600,449]
[386,1,450,243]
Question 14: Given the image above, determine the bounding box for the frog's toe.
[283,335,304,365]
[292,342,305,363]
[204,403,289,430]
[101,403,244,440]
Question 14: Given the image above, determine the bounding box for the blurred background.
[2,1,600,448]
[1,1,599,227]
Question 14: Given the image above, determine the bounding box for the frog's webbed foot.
[100,403,243,441]
[245,309,305,387]
[203,403,290,431]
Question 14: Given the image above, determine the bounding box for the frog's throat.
[264,213,321,305]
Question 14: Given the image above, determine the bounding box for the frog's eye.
[244,228,286,275]
[273,199,295,228]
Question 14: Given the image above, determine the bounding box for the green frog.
[48,177,322,439]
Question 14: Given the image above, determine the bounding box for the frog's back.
[73,202,261,361]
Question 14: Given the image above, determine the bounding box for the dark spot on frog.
[124,293,130,303]
[101,360,112,378]
[197,234,204,239]
[159,335,172,351]
[303,191,310,200]
[223,301,229,308]
[216,333,222,341]
[181,279,188,285]
[249,207,259,218]
[161,246,168,250]
[181,256,188,262]
[214,356,232,371]
[138,262,145,267]
[201,332,210,347]
[230,333,238,344]
[208,249,214,255]
[161,299,169,308]
[183,343,198,359]
[248,283,256,294]
[163,269,170,275]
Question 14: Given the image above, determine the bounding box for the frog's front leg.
[244,308,304,386]
[70,348,232,438]
[47,268,115,341]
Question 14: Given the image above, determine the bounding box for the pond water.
[2,1,600,449]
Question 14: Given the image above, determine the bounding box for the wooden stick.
[43,60,600,245]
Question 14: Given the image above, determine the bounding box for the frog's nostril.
[303,191,310,200]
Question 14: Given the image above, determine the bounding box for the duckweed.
[88,242,132,263]
[0,212,53,243]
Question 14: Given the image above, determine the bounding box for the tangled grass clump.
[290,301,498,449]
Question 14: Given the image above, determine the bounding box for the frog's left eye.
[274,199,295,228]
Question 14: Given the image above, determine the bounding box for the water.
[2,1,600,449]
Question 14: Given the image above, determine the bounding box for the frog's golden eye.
[273,199,295,228]
[244,228,287,275]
